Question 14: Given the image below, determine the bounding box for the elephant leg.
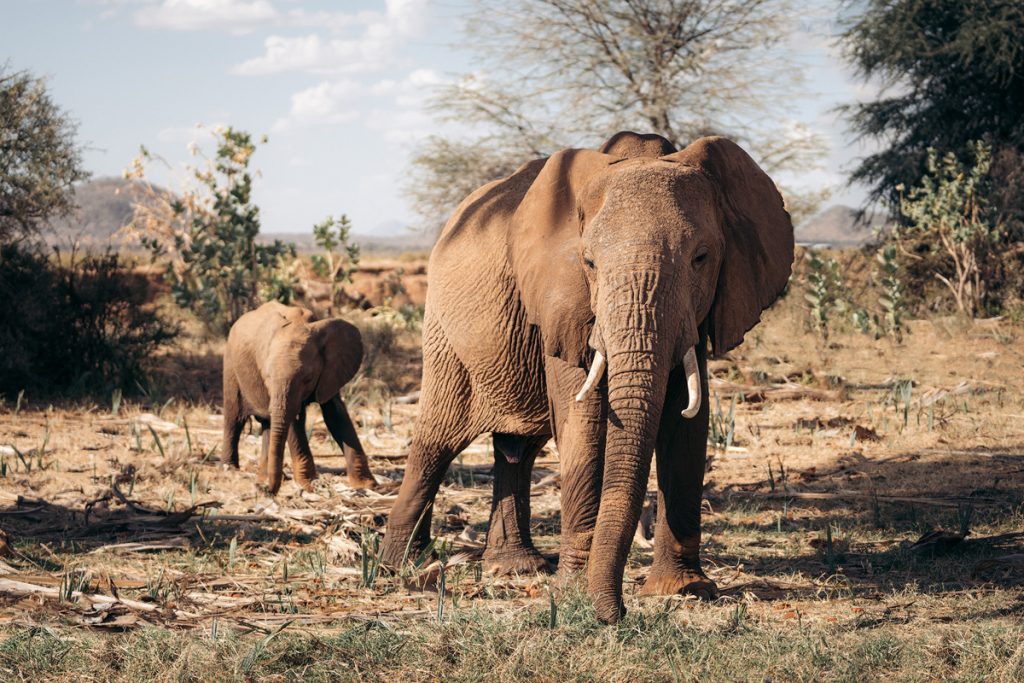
[484,433,551,575]
[322,397,377,489]
[257,425,269,484]
[545,355,605,577]
[380,327,478,568]
[640,344,717,599]
[286,407,318,492]
[221,372,246,468]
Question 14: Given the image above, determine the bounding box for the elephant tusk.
[575,351,606,402]
[680,347,701,419]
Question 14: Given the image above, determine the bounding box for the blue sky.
[2,1,877,235]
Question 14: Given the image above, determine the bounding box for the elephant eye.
[693,246,709,266]
[582,255,595,270]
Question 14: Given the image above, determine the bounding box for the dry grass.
[1,271,1023,681]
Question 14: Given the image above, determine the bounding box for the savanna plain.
[1,256,1023,683]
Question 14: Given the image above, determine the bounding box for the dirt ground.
[1,259,1023,681]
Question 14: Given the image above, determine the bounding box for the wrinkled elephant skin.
[382,132,793,622]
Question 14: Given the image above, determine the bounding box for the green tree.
[839,1,1024,211]
[0,65,89,242]
[125,127,296,333]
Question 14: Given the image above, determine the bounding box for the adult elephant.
[381,131,793,623]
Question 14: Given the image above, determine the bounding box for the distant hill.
[796,205,890,247]
[261,231,434,255]
[45,176,156,246]
[46,177,434,254]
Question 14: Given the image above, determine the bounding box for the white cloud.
[232,33,392,75]
[156,121,226,146]
[370,68,443,105]
[272,80,362,131]
[231,0,428,75]
[363,105,434,145]
[271,68,442,139]
[135,0,277,33]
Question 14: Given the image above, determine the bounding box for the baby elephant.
[221,302,377,494]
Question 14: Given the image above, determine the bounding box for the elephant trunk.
[266,380,299,495]
[587,269,691,622]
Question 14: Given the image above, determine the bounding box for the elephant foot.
[293,472,317,493]
[556,549,589,578]
[347,472,378,490]
[639,568,718,600]
[482,548,552,576]
[380,532,430,569]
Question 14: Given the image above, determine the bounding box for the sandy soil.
[1,271,1022,640]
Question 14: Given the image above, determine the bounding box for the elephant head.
[263,316,363,494]
[514,134,793,622]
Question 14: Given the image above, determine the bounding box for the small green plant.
[436,560,447,623]
[227,535,239,573]
[311,214,360,314]
[850,307,874,336]
[890,379,913,427]
[722,603,748,634]
[147,424,165,458]
[803,249,846,339]
[188,469,200,506]
[708,393,736,451]
[875,245,907,341]
[360,529,382,588]
[59,568,90,603]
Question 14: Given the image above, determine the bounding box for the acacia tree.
[0,65,88,242]
[411,0,827,233]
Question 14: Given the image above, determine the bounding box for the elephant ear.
[666,136,794,356]
[509,148,617,365]
[310,319,363,404]
[598,131,677,158]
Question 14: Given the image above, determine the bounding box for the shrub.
[802,249,846,339]
[0,242,178,397]
[891,141,1008,317]
[124,127,296,334]
[310,214,360,314]
[874,245,906,341]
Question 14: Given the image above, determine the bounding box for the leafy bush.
[0,242,177,397]
[891,141,1011,317]
[124,127,296,334]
